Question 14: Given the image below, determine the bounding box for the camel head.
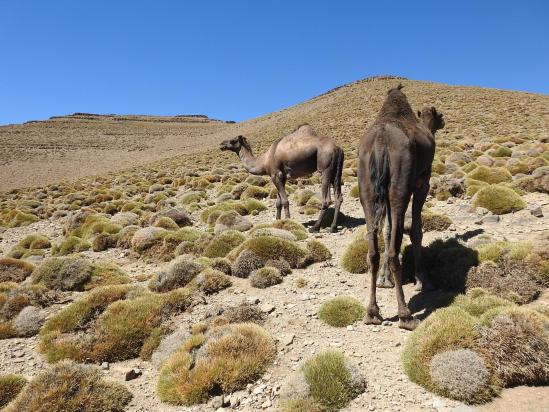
[418,106,445,135]
[219,135,250,153]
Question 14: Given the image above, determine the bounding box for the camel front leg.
[273,172,290,219]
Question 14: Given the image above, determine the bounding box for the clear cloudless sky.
[1,0,548,125]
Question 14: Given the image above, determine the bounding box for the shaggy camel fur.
[357,84,445,330]
[220,124,344,232]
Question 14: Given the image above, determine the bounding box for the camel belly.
[283,157,317,178]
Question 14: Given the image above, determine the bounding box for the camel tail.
[369,145,390,231]
[332,147,344,194]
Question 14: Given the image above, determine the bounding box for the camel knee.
[368,250,380,268]
[387,253,401,273]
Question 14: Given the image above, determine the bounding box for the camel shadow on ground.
[303,209,364,230]
[387,237,480,322]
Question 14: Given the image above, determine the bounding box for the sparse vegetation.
[0,374,27,409]
[319,297,365,327]
[472,185,526,214]
[157,323,276,405]
[39,285,193,363]
[4,361,132,412]
[281,350,366,412]
[403,289,549,404]
[249,266,283,288]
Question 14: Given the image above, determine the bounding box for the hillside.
[0,76,548,412]
[1,77,547,191]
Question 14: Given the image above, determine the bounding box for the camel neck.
[238,146,266,175]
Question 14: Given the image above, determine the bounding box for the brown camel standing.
[220,124,345,232]
[357,84,444,330]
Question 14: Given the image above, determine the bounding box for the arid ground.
[0,77,548,411]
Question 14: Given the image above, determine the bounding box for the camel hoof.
[364,314,383,325]
[328,226,337,233]
[308,226,320,233]
[377,277,394,289]
[398,317,420,331]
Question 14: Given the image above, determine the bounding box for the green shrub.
[180,191,207,205]
[250,267,283,288]
[422,209,452,231]
[51,236,91,256]
[31,257,93,291]
[301,351,365,411]
[467,166,512,184]
[202,230,246,258]
[227,236,307,268]
[17,234,51,250]
[149,257,203,292]
[319,297,365,327]
[157,323,276,405]
[240,185,269,200]
[0,258,35,283]
[253,219,308,240]
[192,268,232,294]
[472,185,526,214]
[0,374,27,409]
[4,361,132,412]
[402,306,488,401]
[340,239,369,274]
[39,286,193,363]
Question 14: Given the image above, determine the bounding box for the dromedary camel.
[357,84,445,330]
[219,124,345,232]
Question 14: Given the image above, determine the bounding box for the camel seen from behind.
[220,124,344,232]
[357,84,445,330]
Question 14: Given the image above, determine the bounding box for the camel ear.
[417,110,422,118]
[237,135,244,142]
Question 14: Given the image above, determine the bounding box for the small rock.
[247,297,260,305]
[259,303,275,313]
[261,399,272,408]
[125,368,142,381]
[281,334,295,346]
[101,362,109,370]
[346,325,354,331]
[528,204,543,217]
[211,395,223,409]
[432,396,446,409]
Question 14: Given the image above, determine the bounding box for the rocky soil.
[1,181,547,411]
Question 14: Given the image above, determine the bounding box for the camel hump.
[293,122,312,133]
[376,83,415,123]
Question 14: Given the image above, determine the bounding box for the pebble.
[281,333,295,346]
[260,303,275,313]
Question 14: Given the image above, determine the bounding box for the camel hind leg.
[328,148,344,233]
[309,169,331,232]
[387,198,419,331]
[362,203,383,325]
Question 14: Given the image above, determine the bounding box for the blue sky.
[1,1,547,125]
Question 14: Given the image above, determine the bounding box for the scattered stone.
[528,204,543,217]
[101,362,109,370]
[259,303,275,313]
[281,334,295,346]
[125,368,142,381]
